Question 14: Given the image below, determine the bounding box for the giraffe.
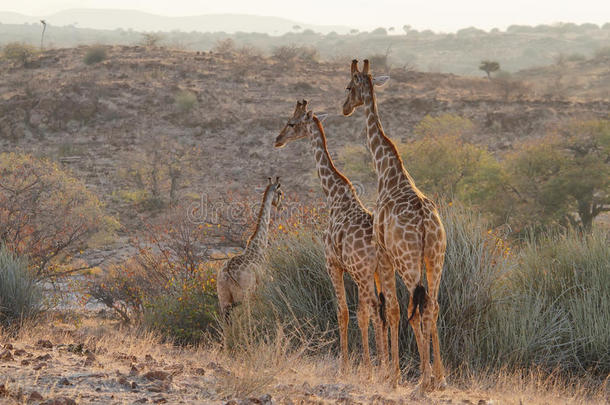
[342,59,447,393]
[275,100,392,376]
[216,177,283,319]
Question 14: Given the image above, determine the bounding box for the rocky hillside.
[1,45,608,229]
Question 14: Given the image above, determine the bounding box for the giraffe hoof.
[434,377,448,390]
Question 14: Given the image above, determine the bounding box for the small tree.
[0,153,117,278]
[506,120,610,232]
[479,60,500,79]
[141,32,162,47]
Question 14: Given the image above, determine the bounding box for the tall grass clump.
[0,245,42,329]
[501,230,610,375]
[257,230,359,349]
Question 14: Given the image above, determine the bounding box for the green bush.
[84,46,107,65]
[143,274,218,345]
[0,245,42,328]
[174,90,198,113]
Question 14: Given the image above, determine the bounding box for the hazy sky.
[2,0,609,32]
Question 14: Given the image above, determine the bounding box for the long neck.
[362,78,415,191]
[246,188,274,253]
[309,116,360,207]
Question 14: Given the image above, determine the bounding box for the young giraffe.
[342,59,447,393]
[275,100,391,375]
[216,177,283,319]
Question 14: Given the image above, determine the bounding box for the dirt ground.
[0,314,605,405]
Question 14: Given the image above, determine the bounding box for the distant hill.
[0,9,353,35]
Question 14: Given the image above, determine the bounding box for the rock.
[36,340,53,349]
[131,382,138,390]
[0,384,7,396]
[14,349,28,356]
[3,343,13,350]
[147,382,170,393]
[33,362,47,370]
[133,399,148,404]
[143,370,170,381]
[21,359,31,366]
[28,391,44,402]
[129,364,139,376]
[57,377,72,387]
[145,354,154,362]
[0,350,14,361]
[35,354,52,361]
[193,367,205,375]
[152,396,167,404]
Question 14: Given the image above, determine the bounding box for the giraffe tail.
[408,284,426,322]
[374,271,387,327]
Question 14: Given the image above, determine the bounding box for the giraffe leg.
[407,292,432,395]
[425,256,447,389]
[356,289,372,379]
[329,263,349,373]
[377,250,398,386]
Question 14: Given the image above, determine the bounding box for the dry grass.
[0,313,607,404]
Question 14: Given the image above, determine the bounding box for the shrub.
[271,45,319,64]
[213,38,236,54]
[174,90,198,113]
[84,46,107,65]
[3,42,37,67]
[0,153,117,278]
[143,264,218,344]
[0,245,42,328]
[141,33,163,47]
[505,230,610,374]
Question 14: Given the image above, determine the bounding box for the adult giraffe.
[342,59,447,393]
[275,100,392,376]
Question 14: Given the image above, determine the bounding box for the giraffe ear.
[316,113,329,122]
[373,75,390,87]
[306,110,314,120]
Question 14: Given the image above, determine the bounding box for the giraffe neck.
[309,116,361,208]
[245,187,274,255]
[362,78,415,193]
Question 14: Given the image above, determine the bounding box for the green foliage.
[2,42,37,67]
[83,46,107,65]
[174,90,198,114]
[143,272,218,345]
[479,60,500,78]
[506,120,610,232]
[0,153,117,278]
[0,245,42,328]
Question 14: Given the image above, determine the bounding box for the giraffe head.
[342,59,390,116]
[266,176,283,208]
[275,100,328,148]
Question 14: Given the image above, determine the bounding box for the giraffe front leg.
[329,263,349,374]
